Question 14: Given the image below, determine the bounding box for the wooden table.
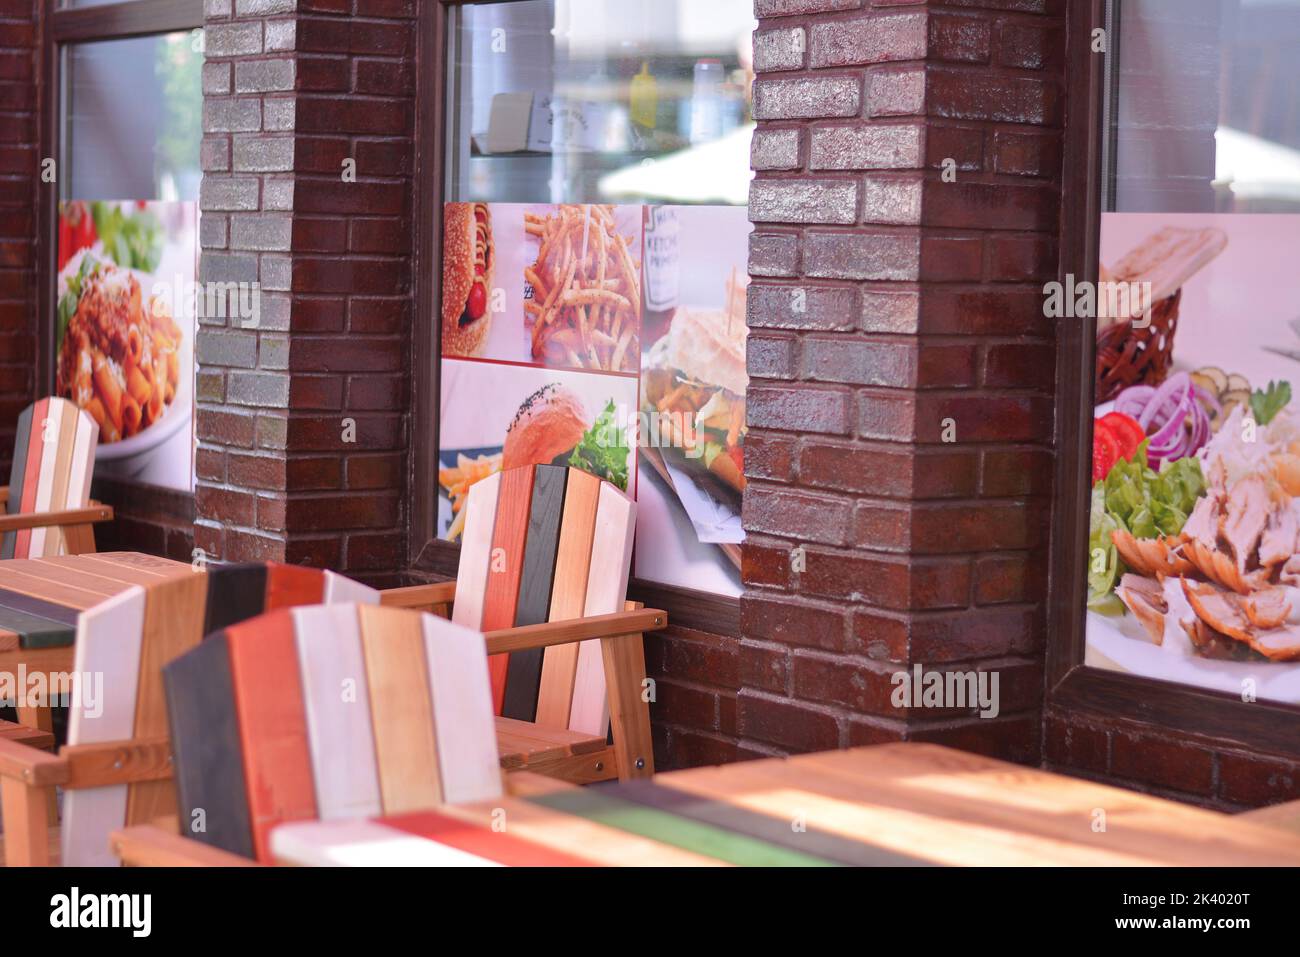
[0,552,191,729]
[270,742,1300,866]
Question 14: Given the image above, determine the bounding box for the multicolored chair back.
[2,397,99,558]
[164,604,500,863]
[59,562,378,866]
[454,464,635,735]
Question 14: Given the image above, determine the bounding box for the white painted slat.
[450,471,500,629]
[61,586,146,867]
[422,613,502,804]
[291,604,382,821]
[569,482,636,736]
[27,401,63,557]
[270,818,499,867]
[323,570,380,605]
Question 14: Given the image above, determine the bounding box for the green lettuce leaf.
[1086,441,1205,611]
[564,399,629,490]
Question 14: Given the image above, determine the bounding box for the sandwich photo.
[438,369,633,542]
[641,301,748,496]
[441,202,495,356]
[504,383,628,489]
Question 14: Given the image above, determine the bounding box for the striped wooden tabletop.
[270,742,1300,867]
[0,552,190,652]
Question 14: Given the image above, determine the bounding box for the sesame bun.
[666,307,748,396]
[502,383,589,471]
[441,202,494,356]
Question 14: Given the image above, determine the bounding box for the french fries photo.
[437,451,503,541]
[524,205,641,373]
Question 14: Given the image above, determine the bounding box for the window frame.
[1045,0,1300,750]
[409,0,742,635]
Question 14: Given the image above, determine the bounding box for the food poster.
[1087,212,1300,703]
[55,201,196,490]
[438,360,637,542]
[634,205,750,597]
[439,201,643,373]
[436,200,749,598]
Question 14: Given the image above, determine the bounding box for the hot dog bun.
[441,202,494,356]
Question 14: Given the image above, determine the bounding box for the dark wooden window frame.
[1046,0,1300,754]
[409,0,740,635]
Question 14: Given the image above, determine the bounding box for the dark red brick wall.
[741,0,1065,763]
[196,0,415,583]
[0,0,38,475]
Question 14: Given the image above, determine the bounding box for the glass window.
[438,0,756,598]
[446,0,755,205]
[1109,0,1300,213]
[1085,0,1300,702]
[62,32,202,202]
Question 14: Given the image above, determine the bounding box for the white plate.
[1087,609,1300,705]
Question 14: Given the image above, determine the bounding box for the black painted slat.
[2,405,32,559]
[202,563,268,637]
[164,632,256,859]
[0,586,80,627]
[501,464,567,721]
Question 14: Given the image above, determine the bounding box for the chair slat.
[535,468,601,727]
[227,609,317,862]
[61,586,146,867]
[323,569,380,604]
[39,400,79,556]
[423,614,502,805]
[265,562,325,609]
[202,563,268,635]
[13,398,49,559]
[358,604,443,813]
[164,631,256,858]
[293,605,382,820]
[502,463,567,721]
[126,572,209,827]
[570,482,636,735]
[451,471,500,630]
[1,403,33,559]
[65,408,98,513]
[28,399,73,557]
[480,465,535,712]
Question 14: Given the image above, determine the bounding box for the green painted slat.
[526,789,840,867]
[0,605,75,648]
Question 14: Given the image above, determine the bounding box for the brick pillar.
[742,0,1065,762]
[197,1,414,581]
[0,0,38,471]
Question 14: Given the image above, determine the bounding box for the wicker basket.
[1094,288,1182,404]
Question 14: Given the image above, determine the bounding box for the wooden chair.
[380,463,660,783]
[0,561,378,866]
[111,603,635,866]
[0,397,112,557]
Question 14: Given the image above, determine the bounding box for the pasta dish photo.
[56,254,182,444]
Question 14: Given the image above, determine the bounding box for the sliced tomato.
[1100,411,1145,461]
[1092,419,1122,482]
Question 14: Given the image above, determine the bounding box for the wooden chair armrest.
[110,825,257,867]
[0,502,113,533]
[484,607,666,655]
[0,718,56,752]
[0,735,68,786]
[379,581,457,613]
